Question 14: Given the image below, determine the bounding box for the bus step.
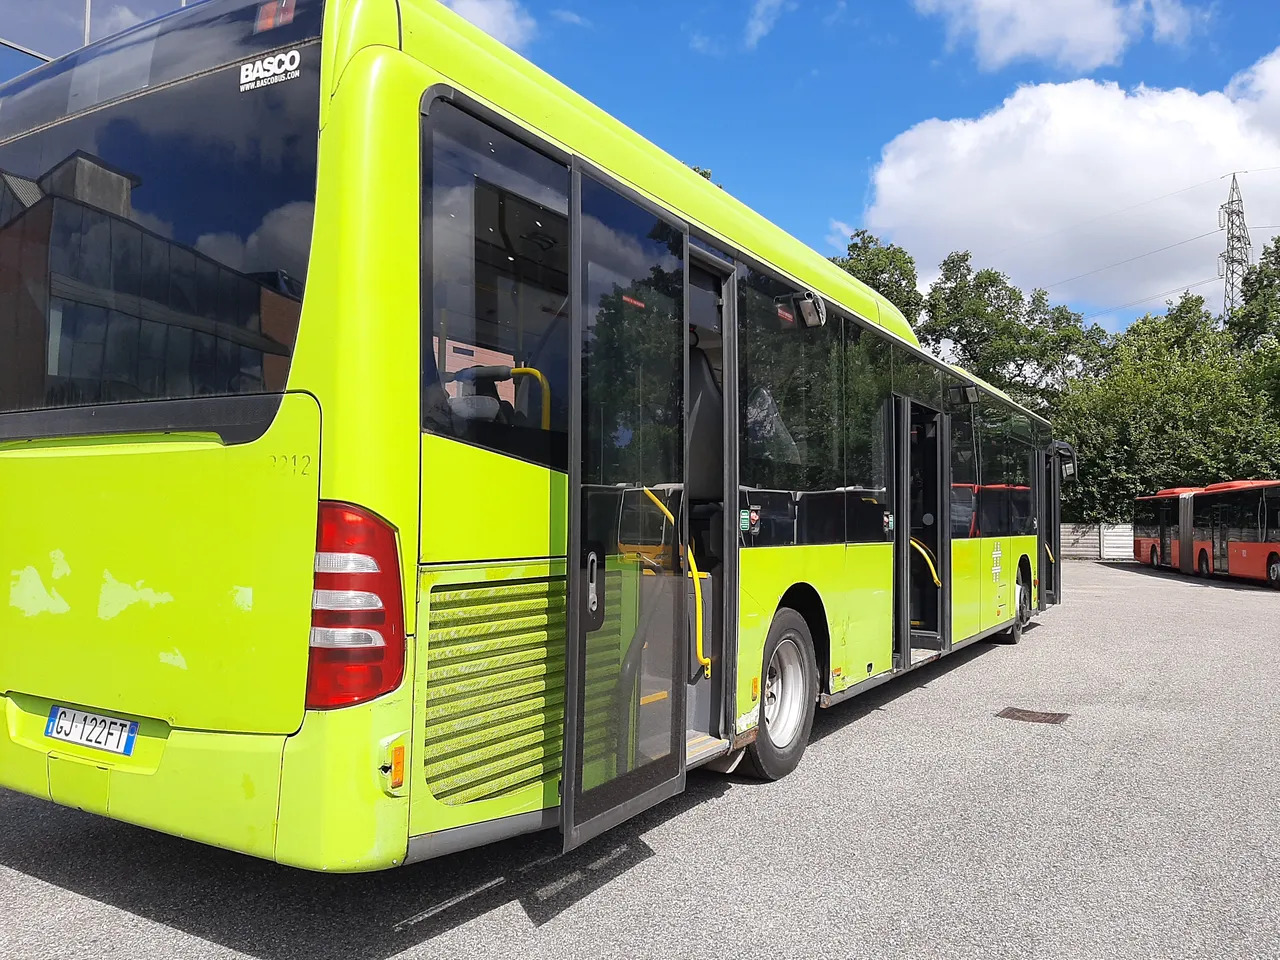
[685,732,731,769]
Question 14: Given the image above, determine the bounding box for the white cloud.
[442,0,537,51]
[550,9,590,28]
[689,32,724,56]
[826,219,857,252]
[858,45,1280,321]
[913,0,1202,72]
[1148,0,1195,43]
[745,0,788,50]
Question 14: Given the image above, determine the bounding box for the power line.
[988,167,1280,263]
[987,174,1225,258]
[1044,229,1222,289]
[1081,276,1220,321]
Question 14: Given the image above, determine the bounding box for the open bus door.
[1041,440,1076,607]
[561,178,688,852]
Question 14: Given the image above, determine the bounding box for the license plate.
[45,706,138,757]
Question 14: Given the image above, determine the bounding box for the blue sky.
[3,0,1280,328]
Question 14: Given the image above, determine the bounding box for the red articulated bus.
[1135,481,1280,588]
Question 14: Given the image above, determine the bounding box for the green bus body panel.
[833,544,896,693]
[420,434,568,564]
[398,0,916,347]
[0,393,321,735]
[275,686,414,872]
[2,692,285,859]
[736,544,894,732]
[270,42,428,870]
[951,540,984,643]
[290,43,424,633]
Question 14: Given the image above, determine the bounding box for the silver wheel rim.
[763,637,804,750]
[1270,559,1280,583]
[1017,580,1029,624]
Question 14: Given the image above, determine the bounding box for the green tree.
[689,165,723,189]
[1228,234,1280,346]
[1054,293,1280,522]
[917,251,1107,413]
[830,229,924,328]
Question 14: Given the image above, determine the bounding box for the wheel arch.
[777,582,831,696]
[1018,553,1033,584]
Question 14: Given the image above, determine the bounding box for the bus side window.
[421,101,571,471]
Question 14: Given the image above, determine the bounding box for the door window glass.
[573,175,685,812]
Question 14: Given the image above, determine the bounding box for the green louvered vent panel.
[424,575,624,806]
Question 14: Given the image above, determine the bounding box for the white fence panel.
[1061,523,1135,560]
[1062,524,1101,559]
[1102,524,1134,560]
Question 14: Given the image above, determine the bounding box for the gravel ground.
[3,560,1278,960]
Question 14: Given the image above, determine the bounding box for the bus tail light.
[306,502,406,709]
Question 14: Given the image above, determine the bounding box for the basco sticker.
[239,49,302,92]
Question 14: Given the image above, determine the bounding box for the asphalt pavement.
[3,560,1278,960]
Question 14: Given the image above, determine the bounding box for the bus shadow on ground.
[808,635,1005,745]
[0,630,1020,959]
[1100,560,1276,593]
[0,769,728,959]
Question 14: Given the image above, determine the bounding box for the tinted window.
[0,42,319,414]
[948,384,978,539]
[844,322,893,543]
[422,102,571,470]
[738,269,843,546]
[977,400,1013,536]
[1134,499,1158,539]
[1267,493,1280,542]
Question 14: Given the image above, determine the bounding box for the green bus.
[0,0,1076,870]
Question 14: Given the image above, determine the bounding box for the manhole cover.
[997,707,1069,725]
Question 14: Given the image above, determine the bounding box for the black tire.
[743,608,818,781]
[1198,551,1210,577]
[1267,553,1280,590]
[999,567,1031,645]
[1150,546,1158,567]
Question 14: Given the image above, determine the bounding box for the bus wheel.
[744,609,817,781]
[1268,554,1280,590]
[1198,551,1210,577]
[1150,546,1158,567]
[1000,570,1031,645]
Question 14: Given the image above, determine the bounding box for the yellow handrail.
[909,537,942,587]
[643,487,711,679]
[510,367,551,430]
[1045,544,1056,564]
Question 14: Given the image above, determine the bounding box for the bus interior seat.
[448,394,501,422]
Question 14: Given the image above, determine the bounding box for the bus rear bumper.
[0,690,414,872]
[0,692,284,861]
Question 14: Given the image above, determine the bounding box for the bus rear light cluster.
[306,502,406,710]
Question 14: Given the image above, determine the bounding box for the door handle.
[586,551,599,614]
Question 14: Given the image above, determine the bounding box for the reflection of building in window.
[0,151,300,412]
